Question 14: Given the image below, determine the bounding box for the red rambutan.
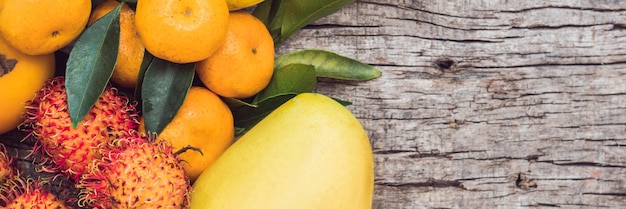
[0,143,15,184]
[0,176,72,208]
[77,135,191,208]
[23,76,140,181]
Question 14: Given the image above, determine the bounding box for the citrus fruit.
[195,10,275,99]
[0,35,55,135]
[88,0,145,89]
[135,0,229,63]
[139,86,235,182]
[226,0,265,11]
[0,0,91,55]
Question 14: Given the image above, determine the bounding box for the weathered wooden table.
[2,0,626,208]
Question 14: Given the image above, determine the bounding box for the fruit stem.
[174,145,204,156]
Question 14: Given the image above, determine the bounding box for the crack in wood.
[360,0,499,19]
[609,23,626,31]
[524,203,560,207]
[512,24,610,30]
[304,24,381,30]
[496,5,626,13]
[546,161,626,168]
[378,179,466,190]
[582,192,626,196]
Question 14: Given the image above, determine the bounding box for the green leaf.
[234,127,247,136]
[275,49,381,80]
[233,63,316,134]
[66,2,123,128]
[251,0,275,26]
[253,0,354,45]
[332,97,352,106]
[253,63,316,104]
[133,51,154,102]
[279,0,354,43]
[253,0,287,43]
[253,0,353,44]
[222,97,257,109]
[91,0,106,9]
[233,95,350,135]
[141,58,195,134]
[233,94,297,132]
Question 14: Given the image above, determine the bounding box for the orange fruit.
[195,10,275,99]
[0,35,55,134]
[139,86,235,182]
[0,0,91,55]
[135,0,229,63]
[88,0,145,89]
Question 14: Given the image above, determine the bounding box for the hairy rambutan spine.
[22,76,141,182]
[77,136,191,208]
[0,143,15,184]
[0,175,72,208]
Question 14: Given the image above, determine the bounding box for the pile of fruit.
[0,0,380,208]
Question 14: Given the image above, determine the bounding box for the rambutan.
[23,76,140,181]
[0,176,72,208]
[77,136,191,208]
[0,143,15,184]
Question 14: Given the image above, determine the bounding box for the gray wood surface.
[2,0,626,208]
[276,0,626,208]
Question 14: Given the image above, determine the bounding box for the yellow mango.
[190,93,374,209]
